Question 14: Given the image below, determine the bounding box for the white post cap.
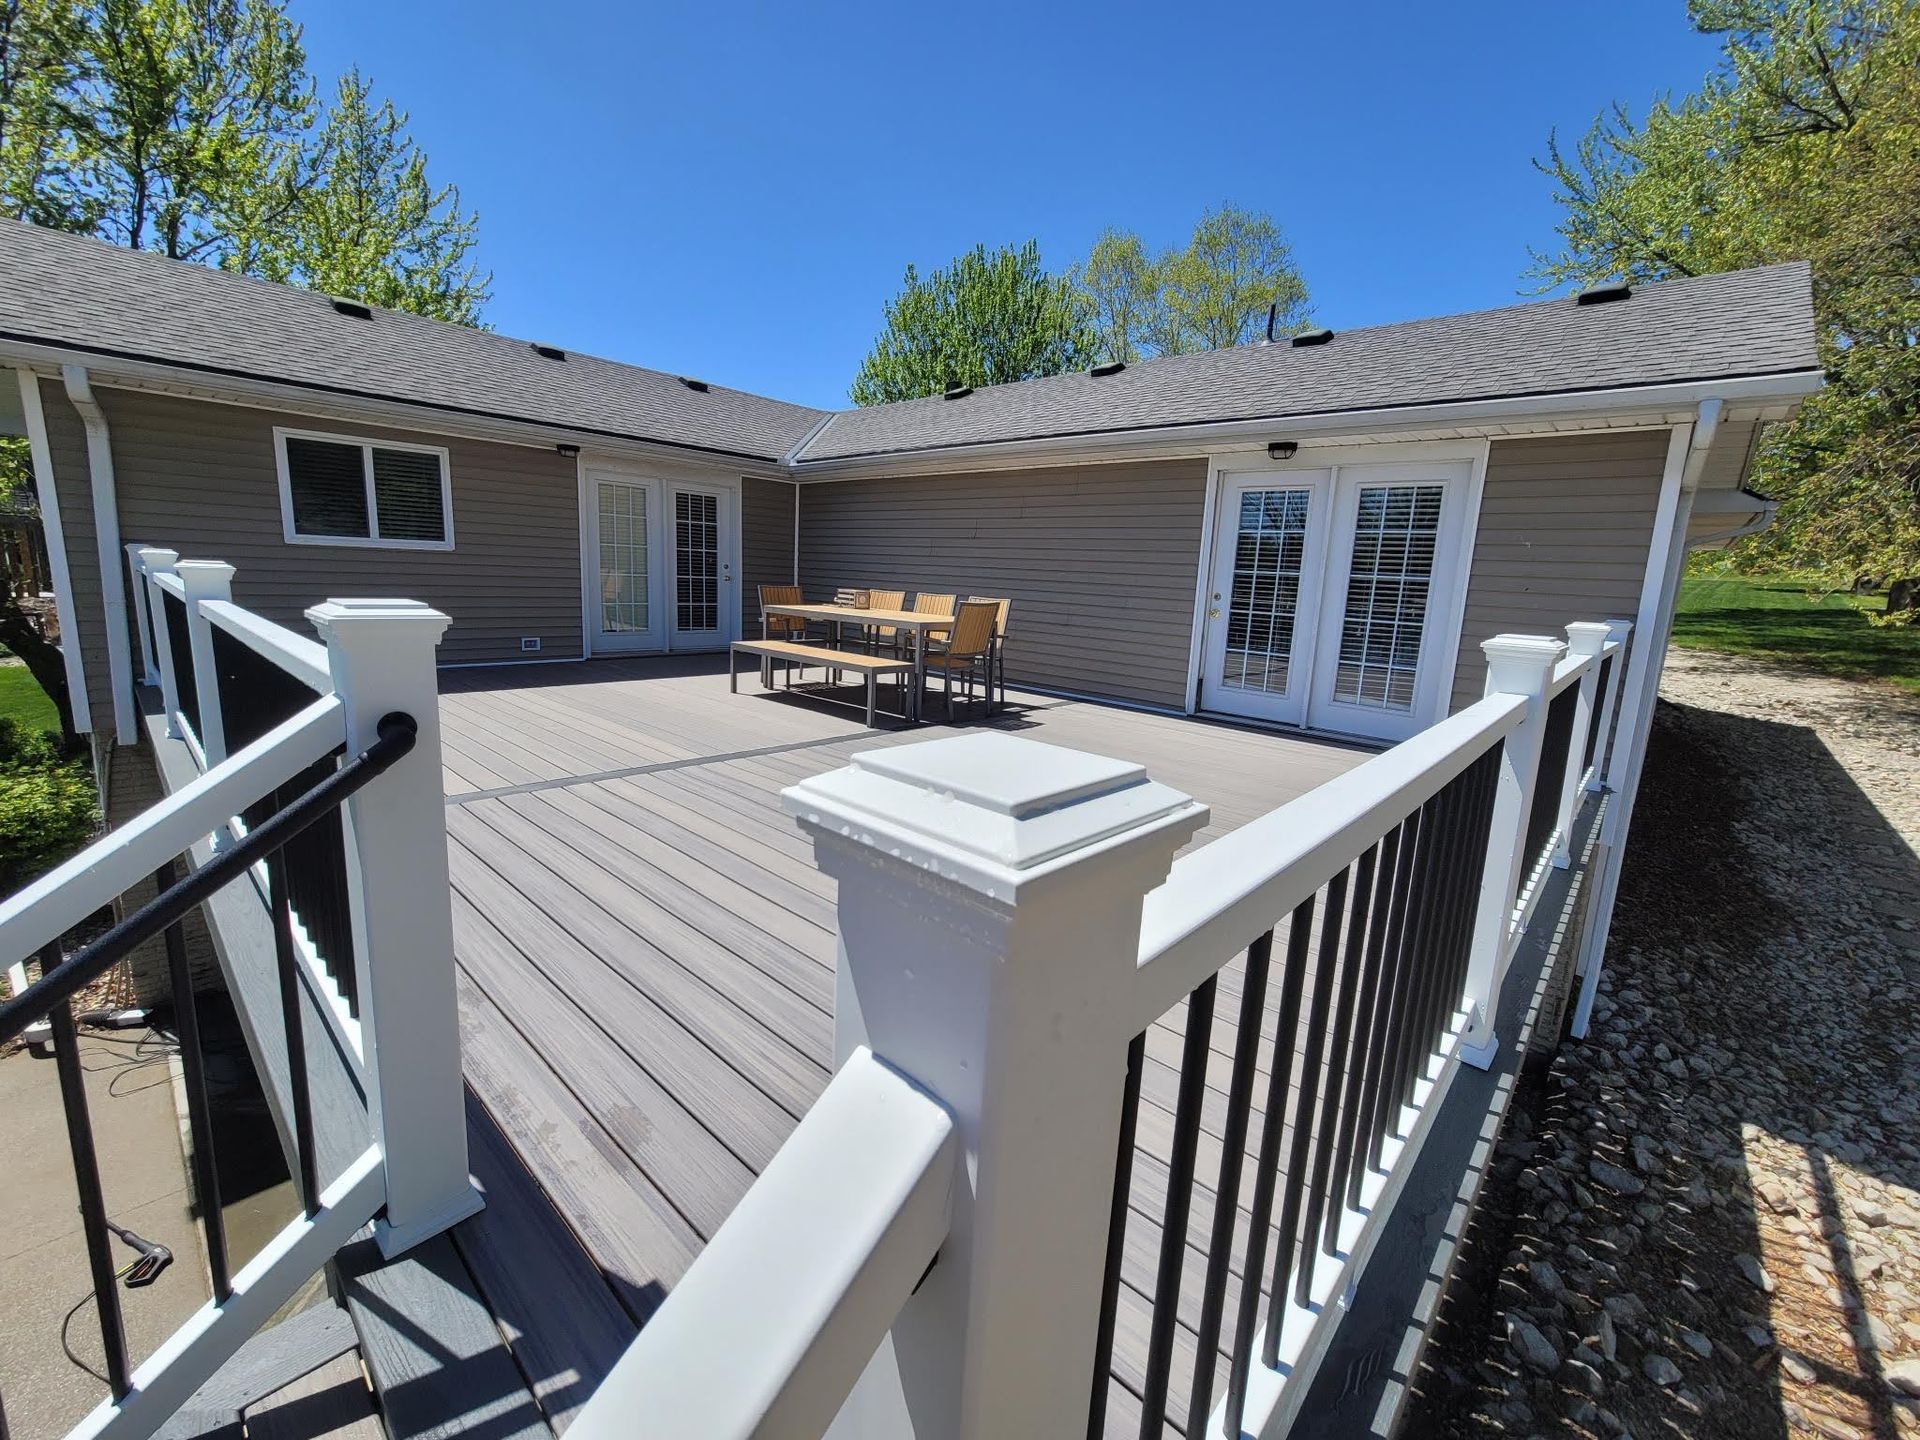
[174,559,235,593]
[306,597,452,640]
[1565,621,1612,657]
[784,733,1207,904]
[137,546,179,571]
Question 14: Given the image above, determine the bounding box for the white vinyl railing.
[3,546,477,1440]
[573,622,1634,1440]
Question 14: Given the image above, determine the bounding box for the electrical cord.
[58,1257,137,1386]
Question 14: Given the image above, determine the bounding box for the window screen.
[372,448,447,542]
[282,433,450,546]
[284,437,370,538]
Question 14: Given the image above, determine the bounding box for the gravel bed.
[1405,648,1920,1439]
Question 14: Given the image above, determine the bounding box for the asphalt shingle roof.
[0,219,1816,469]
[790,262,1819,463]
[0,218,830,462]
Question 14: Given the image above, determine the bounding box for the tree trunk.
[0,589,74,741]
[1888,577,1919,617]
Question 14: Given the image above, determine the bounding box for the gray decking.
[433,655,1372,1435]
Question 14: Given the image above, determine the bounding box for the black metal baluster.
[1361,807,1425,1173]
[1264,869,1347,1337]
[158,860,230,1301]
[1184,935,1275,1437]
[1333,826,1401,1220]
[270,855,320,1216]
[1086,1032,1145,1440]
[1383,795,1447,1128]
[1137,976,1216,1438]
[1403,778,1473,1109]
[1224,920,1298,1433]
[46,942,132,1400]
[1301,846,1377,1276]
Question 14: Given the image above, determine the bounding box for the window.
[275,429,453,549]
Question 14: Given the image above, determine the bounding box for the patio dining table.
[760,601,953,723]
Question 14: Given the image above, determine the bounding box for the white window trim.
[274,426,456,551]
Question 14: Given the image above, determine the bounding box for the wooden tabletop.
[762,602,953,629]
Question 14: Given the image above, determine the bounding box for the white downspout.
[60,365,136,744]
[15,368,93,735]
[1569,398,1720,1036]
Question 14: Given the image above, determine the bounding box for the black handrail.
[0,712,418,1046]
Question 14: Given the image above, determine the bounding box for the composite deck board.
[434,655,1370,1435]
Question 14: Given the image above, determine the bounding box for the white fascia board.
[786,369,1825,481]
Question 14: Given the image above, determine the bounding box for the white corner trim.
[272,426,455,551]
[15,369,92,734]
[60,365,135,744]
[1429,437,1492,716]
[1183,458,1227,714]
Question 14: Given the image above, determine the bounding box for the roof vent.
[531,342,567,361]
[943,383,973,400]
[1290,328,1334,347]
[1089,360,1126,377]
[329,297,373,320]
[1575,281,1633,307]
[678,376,710,393]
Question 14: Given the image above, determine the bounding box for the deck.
[431,655,1373,1435]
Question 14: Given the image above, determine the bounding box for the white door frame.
[666,478,736,653]
[577,455,744,658]
[1188,439,1488,738]
[1195,467,1334,727]
[1303,459,1475,742]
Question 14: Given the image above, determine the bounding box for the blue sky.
[290,1,1722,411]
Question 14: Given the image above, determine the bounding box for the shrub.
[0,718,98,892]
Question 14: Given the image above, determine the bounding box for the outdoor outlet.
[521,637,542,653]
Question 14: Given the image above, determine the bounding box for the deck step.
[244,1350,382,1440]
[153,1301,360,1440]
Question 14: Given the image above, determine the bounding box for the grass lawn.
[1672,575,1920,695]
[0,661,60,732]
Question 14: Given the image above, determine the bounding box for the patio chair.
[758,584,812,686]
[966,595,1012,708]
[926,600,999,720]
[859,588,906,652]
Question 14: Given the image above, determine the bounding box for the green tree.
[232,69,489,324]
[1534,0,1920,615]
[71,0,316,261]
[851,240,1097,405]
[1077,228,1157,365]
[0,0,94,231]
[1074,205,1313,363]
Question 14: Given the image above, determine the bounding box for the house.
[0,215,1820,1440]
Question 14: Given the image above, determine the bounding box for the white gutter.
[60,365,136,743]
[787,370,1821,479]
[14,368,93,734]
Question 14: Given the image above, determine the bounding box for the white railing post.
[306,599,482,1257]
[175,561,235,766]
[1586,619,1634,792]
[786,733,1208,1439]
[1458,633,1564,1070]
[139,547,182,736]
[125,543,158,684]
[1552,622,1611,868]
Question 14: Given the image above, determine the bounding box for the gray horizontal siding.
[797,459,1208,709]
[1450,430,1669,709]
[98,388,585,667]
[740,476,796,631]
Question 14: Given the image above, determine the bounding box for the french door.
[1200,461,1470,741]
[587,469,664,654]
[668,483,733,651]
[583,469,735,656]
